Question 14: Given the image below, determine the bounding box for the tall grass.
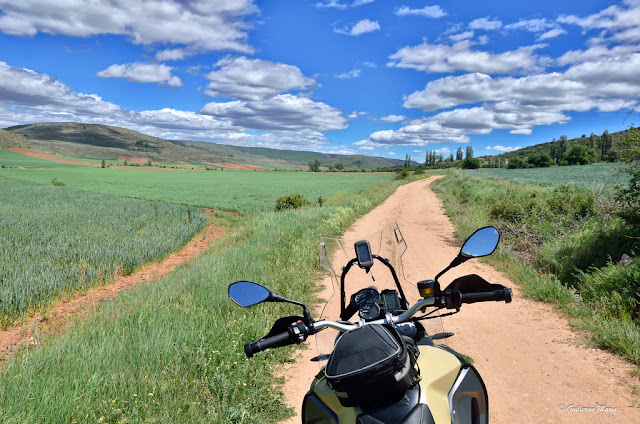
[432,171,640,365]
[0,177,206,327]
[0,174,427,423]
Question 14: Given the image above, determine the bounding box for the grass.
[432,170,640,366]
[0,177,206,327]
[0,167,393,214]
[0,173,427,423]
[464,162,627,192]
[0,150,85,168]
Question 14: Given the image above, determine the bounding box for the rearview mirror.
[460,227,500,258]
[228,281,271,307]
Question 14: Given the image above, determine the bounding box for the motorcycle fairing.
[414,345,461,424]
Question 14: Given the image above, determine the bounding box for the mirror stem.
[269,294,312,325]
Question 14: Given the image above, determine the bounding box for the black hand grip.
[341,301,359,321]
[461,288,512,304]
[244,331,292,358]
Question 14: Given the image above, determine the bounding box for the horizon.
[1,1,640,162]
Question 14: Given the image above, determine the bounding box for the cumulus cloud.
[558,44,640,65]
[366,52,640,148]
[394,5,447,18]
[0,61,345,150]
[380,114,406,122]
[558,1,640,43]
[336,69,361,79]
[205,56,317,101]
[200,94,347,134]
[486,145,523,151]
[449,31,475,42]
[504,18,567,41]
[0,0,257,57]
[388,40,544,74]
[469,17,502,30]
[97,63,183,86]
[315,0,373,9]
[334,19,380,36]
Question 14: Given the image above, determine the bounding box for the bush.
[51,178,65,187]
[414,168,425,175]
[275,193,311,211]
[546,185,595,219]
[395,169,409,180]
[564,144,597,165]
[461,157,481,169]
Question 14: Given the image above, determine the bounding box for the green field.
[0,150,86,168]
[0,167,393,213]
[0,162,424,422]
[464,162,627,190]
[0,177,206,327]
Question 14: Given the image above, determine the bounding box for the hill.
[0,129,32,149]
[5,122,402,169]
[177,139,404,169]
[479,129,630,165]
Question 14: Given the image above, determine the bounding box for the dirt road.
[279,176,640,423]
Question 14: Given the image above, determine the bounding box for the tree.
[461,157,481,169]
[308,158,321,172]
[616,126,640,224]
[527,152,552,168]
[564,144,597,165]
[589,132,596,149]
[101,159,106,168]
[456,147,463,161]
[465,145,474,159]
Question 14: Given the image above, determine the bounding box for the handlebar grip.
[244,331,292,358]
[461,288,512,304]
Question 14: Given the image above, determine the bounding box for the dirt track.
[279,176,640,423]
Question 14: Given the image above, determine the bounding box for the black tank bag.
[325,324,418,406]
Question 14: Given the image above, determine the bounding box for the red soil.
[205,162,266,170]
[9,148,100,167]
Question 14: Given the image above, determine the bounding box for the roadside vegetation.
[0,168,428,423]
[432,164,640,367]
[0,177,206,328]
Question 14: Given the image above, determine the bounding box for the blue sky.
[1,1,640,161]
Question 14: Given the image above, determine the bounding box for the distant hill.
[0,129,32,149]
[4,122,402,169]
[177,139,404,169]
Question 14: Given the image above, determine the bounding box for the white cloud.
[558,44,640,65]
[509,129,533,135]
[449,31,475,42]
[538,28,568,40]
[97,63,183,86]
[335,19,380,36]
[336,69,361,79]
[0,62,346,151]
[486,145,523,152]
[380,114,406,122]
[395,5,447,18]
[315,0,373,9]
[0,0,257,56]
[205,56,317,101]
[200,94,347,134]
[469,17,502,30]
[388,41,544,74]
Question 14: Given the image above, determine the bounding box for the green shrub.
[414,168,425,175]
[546,185,595,219]
[395,169,409,180]
[51,178,65,187]
[275,193,311,211]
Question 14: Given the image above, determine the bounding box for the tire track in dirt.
[0,219,226,362]
[279,176,640,423]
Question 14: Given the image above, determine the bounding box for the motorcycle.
[228,224,512,424]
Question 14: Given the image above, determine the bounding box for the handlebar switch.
[443,289,462,310]
[289,320,308,344]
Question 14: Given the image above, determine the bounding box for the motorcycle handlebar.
[460,288,513,304]
[244,331,292,358]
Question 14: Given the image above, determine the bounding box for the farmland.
[0,152,425,422]
[464,162,627,190]
[0,167,393,213]
[0,177,206,327]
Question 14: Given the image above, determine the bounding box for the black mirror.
[228,281,271,307]
[460,227,500,258]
